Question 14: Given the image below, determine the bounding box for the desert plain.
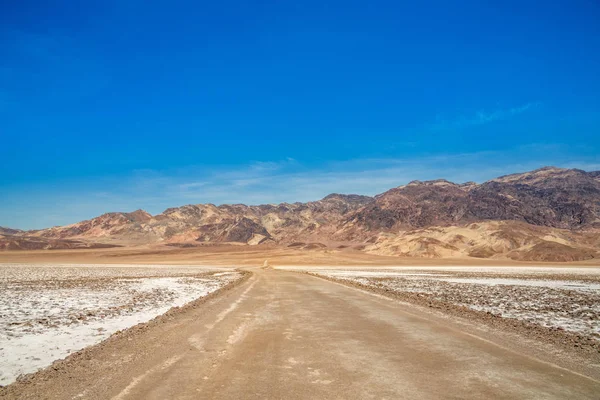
[0,245,599,399]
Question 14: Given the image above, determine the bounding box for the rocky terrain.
[2,167,599,261]
[347,167,600,233]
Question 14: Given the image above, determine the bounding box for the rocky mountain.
[31,210,153,240]
[0,234,121,251]
[345,167,600,236]
[18,193,374,246]
[0,227,23,235]
[3,167,599,261]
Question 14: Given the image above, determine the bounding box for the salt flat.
[278,265,600,344]
[0,263,241,385]
[277,265,600,274]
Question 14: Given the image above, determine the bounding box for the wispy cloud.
[2,147,599,229]
[247,158,297,172]
[428,102,541,131]
[60,150,600,208]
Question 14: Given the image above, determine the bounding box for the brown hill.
[3,167,599,261]
[362,221,599,261]
[20,194,374,246]
[31,210,153,240]
[0,234,121,251]
[0,227,23,235]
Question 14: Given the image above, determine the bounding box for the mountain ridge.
[2,167,599,260]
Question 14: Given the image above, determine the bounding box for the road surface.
[3,268,599,399]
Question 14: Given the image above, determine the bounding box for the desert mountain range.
[2,167,599,261]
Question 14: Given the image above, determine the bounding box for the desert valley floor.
[1,246,599,399]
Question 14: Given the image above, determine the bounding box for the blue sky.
[1,1,599,229]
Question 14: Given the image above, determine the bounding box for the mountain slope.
[343,167,600,238]
[0,227,23,235]
[24,194,374,246]
[4,167,599,261]
[0,234,121,250]
[362,220,599,261]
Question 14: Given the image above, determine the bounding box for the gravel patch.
[281,266,600,356]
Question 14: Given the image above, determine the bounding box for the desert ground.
[3,243,600,266]
[1,246,599,399]
[0,263,240,385]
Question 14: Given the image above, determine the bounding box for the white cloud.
[429,102,541,131]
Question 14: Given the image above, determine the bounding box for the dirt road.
[3,267,599,399]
